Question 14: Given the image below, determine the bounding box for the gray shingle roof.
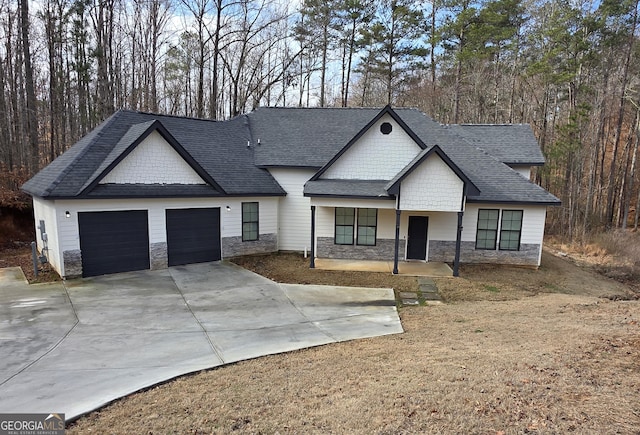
[22,113,120,197]
[304,179,392,199]
[249,107,434,168]
[446,124,545,165]
[419,128,558,205]
[282,107,558,205]
[23,106,559,205]
[23,110,286,198]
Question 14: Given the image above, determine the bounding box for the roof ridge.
[120,108,219,123]
[253,106,423,111]
[449,123,528,126]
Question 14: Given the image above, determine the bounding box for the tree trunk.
[606,2,637,228]
[19,0,39,173]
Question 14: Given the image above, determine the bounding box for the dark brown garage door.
[166,208,221,267]
[78,210,150,277]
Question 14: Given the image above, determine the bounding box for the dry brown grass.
[66,251,640,434]
[233,252,421,295]
[548,230,640,294]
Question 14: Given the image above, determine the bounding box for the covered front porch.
[313,258,453,277]
[305,145,475,278]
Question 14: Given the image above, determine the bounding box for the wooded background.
[1,0,639,242]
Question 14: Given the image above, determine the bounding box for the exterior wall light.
[65,211,70,218]
[226,206,231,212]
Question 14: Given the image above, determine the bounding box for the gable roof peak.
[386,144,479,196]
[79,116,225,195]
[309,105,430,181]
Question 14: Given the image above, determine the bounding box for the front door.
[407,216,428,260]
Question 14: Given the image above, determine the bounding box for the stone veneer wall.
[62,249,82,278]
[222,233,277,258]
[428,240,540,266]
[150,242,168,270]
[316,237,405,261]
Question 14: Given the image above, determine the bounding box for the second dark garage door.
[166,208,221,267]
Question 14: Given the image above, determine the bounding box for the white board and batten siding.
[43,197,278,276]
[268,168,316,251]
[322,114,421,180]
[101,131,206,185]
[399,154,464,212]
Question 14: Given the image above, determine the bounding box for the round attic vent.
[380,122,393,135]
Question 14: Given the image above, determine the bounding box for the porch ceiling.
[313,258,453,277]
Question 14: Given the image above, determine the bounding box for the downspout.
[453,186,466,277]
[310,205,316,268]
[393,187,401,274]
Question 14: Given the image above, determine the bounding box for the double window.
[335,207,377,246]
[242,202,259,241]
[475,209,523,251]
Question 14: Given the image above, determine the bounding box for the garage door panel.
[78,210,150,277]
[166,208,221,267]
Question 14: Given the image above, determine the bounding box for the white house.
[22,106,560,278]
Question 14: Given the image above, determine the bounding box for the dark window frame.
[475,208,499,250]
[356,208,378,246]
[334,207,355,245]
[241,202,259,242]
[499,209,523,251]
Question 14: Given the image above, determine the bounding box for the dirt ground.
[61,251,640,434]
[0,242,60,283]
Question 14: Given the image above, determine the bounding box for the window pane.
[242,202,259,241]
[242,202,258,221]
[476,209,498,249]
[499,210,522,251]
[358,234,375,245]
[499,236,518,250]
[358,208,376,226]
[242,222,258,241]
[357,226,375,246]
[335,226,353,244]
[336,208,354,225]
[356,209,377,246]
[335,208,355,245]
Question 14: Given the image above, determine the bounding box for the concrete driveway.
[0,262,402,421]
